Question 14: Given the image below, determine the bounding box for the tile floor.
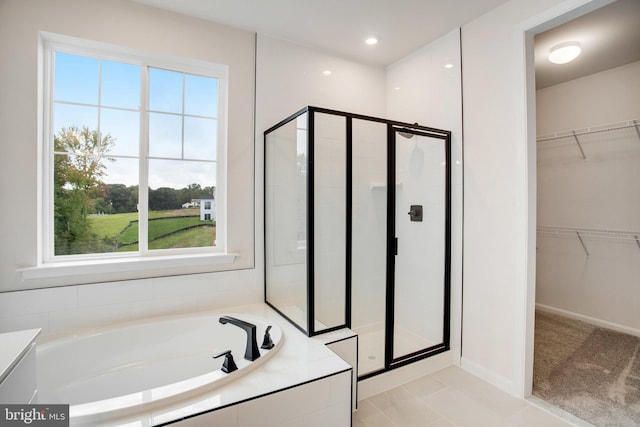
[353,366,587,427]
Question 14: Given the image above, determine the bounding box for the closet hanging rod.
[537,118,640,143]
[537,226,640,242]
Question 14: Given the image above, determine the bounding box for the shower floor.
[272,307,439,376]
[355,324,437,376]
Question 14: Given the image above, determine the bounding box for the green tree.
[92,196,111,214]
[107,183,138,213]
[54,126,115,255]
[180,183,202,205]
[149,187,181,210]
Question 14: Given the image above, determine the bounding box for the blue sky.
[53,51,219,189]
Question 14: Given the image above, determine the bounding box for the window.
[42,35,227,263]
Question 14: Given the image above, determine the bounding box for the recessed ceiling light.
[365,37,378,45]
[322,70,332,76]
[444,63,454,69]
[548,41,581,64]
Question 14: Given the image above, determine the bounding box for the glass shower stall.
[264,106,451,378]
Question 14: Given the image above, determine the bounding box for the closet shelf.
[536,118,640,143]
[537,226,640,241]
[537,226,640,256]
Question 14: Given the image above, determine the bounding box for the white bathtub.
[36,311,282,425]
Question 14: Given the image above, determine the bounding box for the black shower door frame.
[377,125,452,378]
[264,106,452,377]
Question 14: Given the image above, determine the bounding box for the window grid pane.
[147,67,219,162]
[52,58,141,255]
[49,46,222,260]
[145,68,218,250]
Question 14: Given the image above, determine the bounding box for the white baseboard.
[460,357,516,396]
[536,303,640,338]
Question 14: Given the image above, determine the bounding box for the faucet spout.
[219,316,261,361]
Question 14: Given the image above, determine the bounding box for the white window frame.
[24,32,234,282]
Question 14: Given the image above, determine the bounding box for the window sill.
[18,253,238,283]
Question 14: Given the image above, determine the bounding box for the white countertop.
[0,328,40,383]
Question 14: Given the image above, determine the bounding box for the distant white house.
[200,188,216,221]
[200,198,215,221]
[181,190,216,220]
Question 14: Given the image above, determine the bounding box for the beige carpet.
[533,310,640,426]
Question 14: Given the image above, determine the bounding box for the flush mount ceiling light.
[365,37,378,45]
[548,41,581,64]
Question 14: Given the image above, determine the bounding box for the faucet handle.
[213,350,238,373]
[261,325,275,350]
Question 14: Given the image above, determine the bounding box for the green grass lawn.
[90,212,138,238]
[117,216,205,245]
[88,208,215,251]
[121,225,216,251]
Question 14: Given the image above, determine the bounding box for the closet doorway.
[531,0,640,425]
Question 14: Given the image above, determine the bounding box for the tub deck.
[52,303,353,426]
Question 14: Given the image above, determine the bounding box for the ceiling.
[534,0,640,89]
[130,0,639,87]
[130,0,509,66]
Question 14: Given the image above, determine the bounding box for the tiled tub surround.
[0,270,263,338]
[36,304,353,426]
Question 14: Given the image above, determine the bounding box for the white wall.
[255,35,387,136]
[386,29,464,359]
[536,61,640,333]
[0,0,260,336]
[462,2,533,394]
[459,0,610,397]
[537,61,640,134]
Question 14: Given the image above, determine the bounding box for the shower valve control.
[408,205,423,222]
